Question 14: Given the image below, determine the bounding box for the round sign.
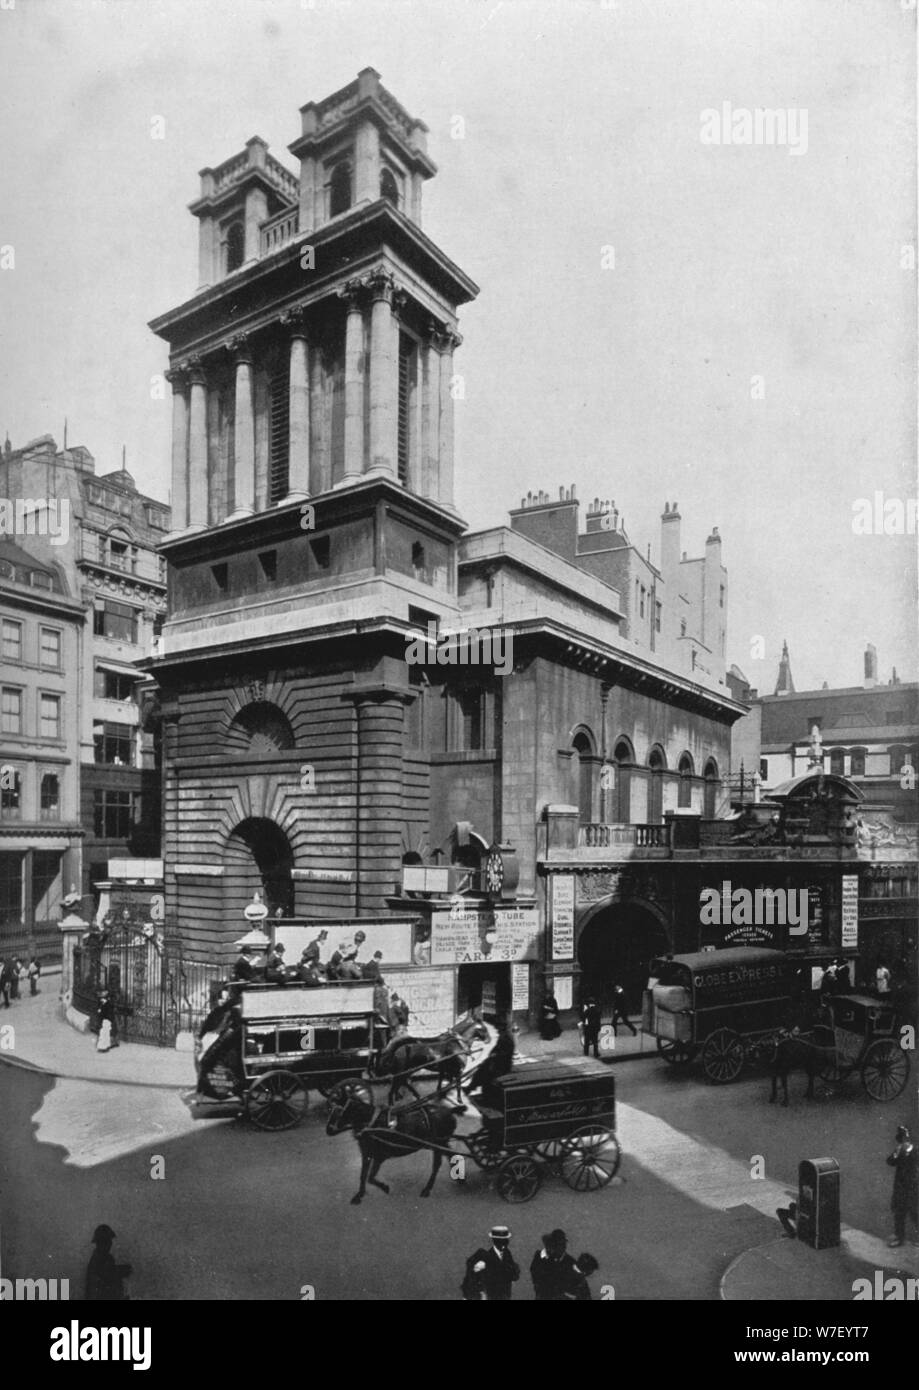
[244,900,268,922]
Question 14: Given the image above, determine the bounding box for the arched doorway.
[577,900,669,1013]
[223,818,294,919]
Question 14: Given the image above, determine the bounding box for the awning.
[95,661,143,678]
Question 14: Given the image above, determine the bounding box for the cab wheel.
[700,1029,745,1085]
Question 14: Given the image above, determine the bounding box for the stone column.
[227,336,255,519]
[187,358,209,530]
[421,325,442,501]
[166,367,189,530]
[367,269,399,478]
[437,328,461,510]
[338,282,365,484]
[347,687,411,911]
[281,308,310,500]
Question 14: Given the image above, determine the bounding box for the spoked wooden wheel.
[560,1124,621,1191]
[246,1070,309,1131]
[861,1039,910,1102]
[465,1127,504,1170]
[657,1037,697,1066]
[700,1029,745,1084]
[533,1137,566,1168]
[496,1152,543,1203]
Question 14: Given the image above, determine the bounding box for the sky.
[0,0,915,691]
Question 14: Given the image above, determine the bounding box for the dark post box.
[797,1157,840,1249]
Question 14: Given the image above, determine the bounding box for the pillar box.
[797,1157,841,1249]
[59,910,89,998]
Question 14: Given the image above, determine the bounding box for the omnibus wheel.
[465,1127,504,1170]
[657,1037,697,1066]
[246,1070,309,1131]
[701,1029,745,1084]
[495,1153,543,1204]
[861,1039,910,1102]
[560,1124,621,1191]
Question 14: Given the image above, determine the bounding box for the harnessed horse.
[375,1016,490,1104]
[326,1090,458,1204]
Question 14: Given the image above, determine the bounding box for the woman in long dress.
[539,991,562,1040]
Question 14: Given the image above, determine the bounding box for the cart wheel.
[560,1124,621,1191]
[861,1039,910,1102]
[657,1037,697,1066]
[465,1127,504,1170]
[495,1153,543,1204]
[246,1071,309,1131]
[325,1079,373,1112]
[700,1029,745,1084]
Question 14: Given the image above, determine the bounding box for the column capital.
[165,366,188,390]
[338,277,368,310]
[184,354,207,386]
[225,334,252,363]
[425,319,462,353]
[279,305,308,338]
[365,267,396,304]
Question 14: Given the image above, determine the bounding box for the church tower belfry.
[152,69,477,544]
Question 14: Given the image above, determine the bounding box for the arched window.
[849,747,866,777]
[226,701,295,756]
[613,738,633,824]
[647,745,666,824]
[703,758,719,819]
[572,731,595,825]
[677,752,694,808]
[329,161,352,217]
[828,748,845,776]
[380,166,399,207]
[225,221,245,273]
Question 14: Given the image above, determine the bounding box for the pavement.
[2,976,916,1301]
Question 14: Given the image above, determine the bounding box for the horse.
[375,1017,489,1104]
[326,1091,458,1204]
[769,1027,834,1106]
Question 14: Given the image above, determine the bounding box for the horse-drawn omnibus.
[189,981,489,1130]
[642,947,794,1084]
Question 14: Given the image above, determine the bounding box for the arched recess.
[329,161,352,217]
[226,701,295,755]
[612,737,634,824]
[223,817,294,919]
[703,757,720,819]
[380,166,399,206]
[677,752,694,808]
[577,896,670,1012]
[571,727,596,824]
[647,744,667,824]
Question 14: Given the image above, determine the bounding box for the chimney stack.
[864,643,878,689]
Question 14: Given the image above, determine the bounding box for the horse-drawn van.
[642,947,793,1084]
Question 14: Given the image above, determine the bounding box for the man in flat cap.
[462,1225,520,1301]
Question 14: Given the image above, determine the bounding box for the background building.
[0,435,169,916]
[0,538,83,963]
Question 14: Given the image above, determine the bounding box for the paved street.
[2,1041,914,1301]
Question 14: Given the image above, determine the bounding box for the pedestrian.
[530,1228,578,1300]
[875,958,891,996]
[611,984,637,1036]
[564,1252,600,1300]
[85,1225,132,1301]
[539,988,561,1041]
[9,956,22,1000]
[819,959,838,1000]
[95,989,118,1052]
[886,1125,918,1248]
[0,957,13,1008]
[27,955,41,996]
[462,1225,520,1301]
[580,996,602,1058]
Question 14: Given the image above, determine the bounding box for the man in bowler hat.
[530,1228,579,1300]
[462,1225,520,1300]
[86,1225,132,1300]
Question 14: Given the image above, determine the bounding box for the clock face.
[484,851,504,895]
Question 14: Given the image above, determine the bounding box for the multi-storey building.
[0,538,84,962]
[0,435,169,906]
